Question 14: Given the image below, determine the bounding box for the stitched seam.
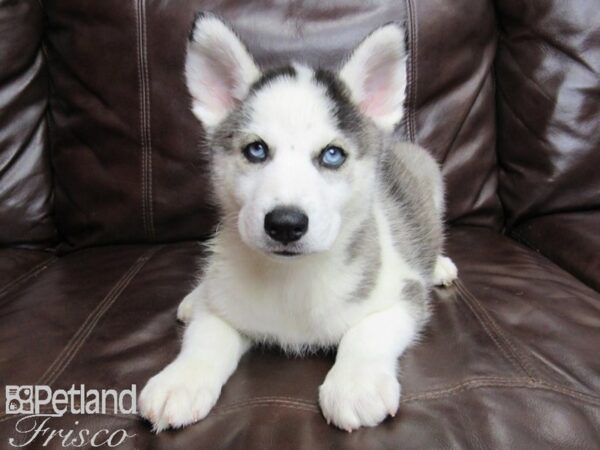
[0,256,56,300]
[454,281,533,378]
[405,0,418,142]
[219,396,316,408]
[213,401,320,417]
[135,0,147,237]
[458,262,600,398]
[455,281,529,375]
[403,380,600,407]
[140,0,155,239]
[537,381,600,404]
[215,398,319,413]
[39,248,160,385]
[35,247,161,387]
[0,248,160,421]
[402,377,533,402]
[139,0,149,238]
[135,0,155,240]
[456,280,539,380]
[0,403,319,424]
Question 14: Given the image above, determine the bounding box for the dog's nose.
[264,207,309,244]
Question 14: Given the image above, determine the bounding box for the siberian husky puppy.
[139,13,457,432]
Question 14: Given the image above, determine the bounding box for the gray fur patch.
[250,65,296,94]
[401,279,430,324]
[313,69,361,134]
[402,279,426,302]
[188,11,207,42]
[209,66,298,156]
[379,142,443,277]
[312,69,381,158]
[346,220,381,303]
[345,218,375,264]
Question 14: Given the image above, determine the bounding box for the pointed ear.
[339,24,408,132]
[185,13,260,129]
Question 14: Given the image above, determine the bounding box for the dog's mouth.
[273,250,302,257]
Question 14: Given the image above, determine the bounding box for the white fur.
[143,195,424,432]
[140,16,456,433]
[197,197,422,350]
[434,255,458,287]
[139,311,250,432]
[319,303,415,430]
[223,65,365,256]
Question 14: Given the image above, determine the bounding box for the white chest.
[203,254,382,351]
[200,205,419,352]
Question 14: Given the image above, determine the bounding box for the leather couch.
[1,1,598,448]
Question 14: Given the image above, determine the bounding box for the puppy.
[139,13,457,433]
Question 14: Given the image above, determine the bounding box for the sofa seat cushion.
[510,212,600,292]
[0,249,55,301]
[0,228,598,448]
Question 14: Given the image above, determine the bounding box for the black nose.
[264,207,309,245]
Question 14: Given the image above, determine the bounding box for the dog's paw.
[139,364,220,432]
[433,255,458,287]
[319,364,400,432]
[176,294,194,323]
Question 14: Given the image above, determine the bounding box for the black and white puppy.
[139,14,457,433]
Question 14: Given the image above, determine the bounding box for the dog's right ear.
[339,24,407,132]
[185,13,260,129]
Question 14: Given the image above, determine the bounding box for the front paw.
[319,364,400,432]
[176,293,194,323]
[433,255,458,287]
[139,364,220,432]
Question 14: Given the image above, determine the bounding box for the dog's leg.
[319,303,418,431]
[433,255,458,287]
[176,282,204,323]
[139,312,250,432]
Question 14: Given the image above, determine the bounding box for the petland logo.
[5,385,136,447]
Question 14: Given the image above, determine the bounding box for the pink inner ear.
[204,72,236,112]
[359,53,397,118]
[200,52,240,113]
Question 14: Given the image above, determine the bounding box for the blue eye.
[243,141,269,163]
[319,146,346,168]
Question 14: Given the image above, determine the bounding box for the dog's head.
[185,14,407,258]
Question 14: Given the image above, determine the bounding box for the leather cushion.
[511,212,600,292]
[0,0,56,247]
[495,0,600,227]
[44,0,503,250]
[1,227,598,447]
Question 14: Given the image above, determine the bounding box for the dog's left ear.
[339,24,408,132]
[185,13,260,129]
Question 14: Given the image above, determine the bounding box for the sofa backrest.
[5,1,595,250]
[495,0,600,228]
[0,0,55,247]
[41,0,503,250]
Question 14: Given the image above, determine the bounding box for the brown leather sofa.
[1,1,599,448]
